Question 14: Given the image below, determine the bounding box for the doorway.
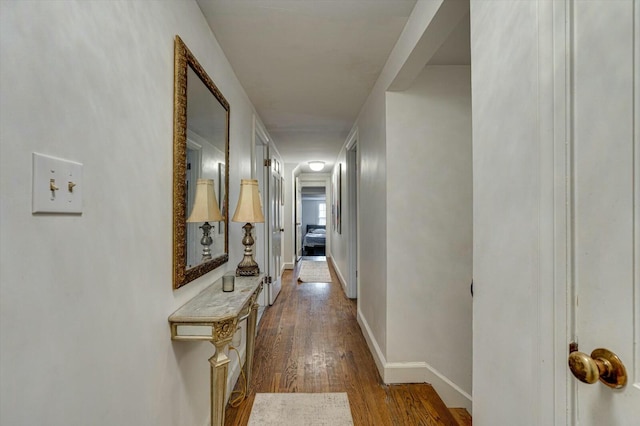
[300,186,327,256]
[253,118,282,307]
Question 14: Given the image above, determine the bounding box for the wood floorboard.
[223,258,467,425]
[449,408,472,426]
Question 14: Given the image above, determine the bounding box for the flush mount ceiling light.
[308,161,325,172]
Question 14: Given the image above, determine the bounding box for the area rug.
[297,260,332,283]
[248,393,354,426]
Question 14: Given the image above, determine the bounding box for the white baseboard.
[329,256,349,297]
[283,262,294,270]
[356,309,386,379]
[357,310,472,413]
[386,360,472,412]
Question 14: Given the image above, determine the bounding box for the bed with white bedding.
[303,225,326,255]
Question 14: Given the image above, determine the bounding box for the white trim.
[186,129,205,150]
[298,173,332,252]
[283,262,294,270]
[388,0,468,91]
[346,137,358,299]
[329,255,348,296]
[383,361,427,383]
[254,116,269,145]
[634,0,640,389]
[385,361,472,413]
[552,0,571,424]
[356,309,386,378]
[357,309,471,412]
[345,127,358,151]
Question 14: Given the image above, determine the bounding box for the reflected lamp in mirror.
[187,179,223,262]
[231,179,265,276]
[308,161,325,172]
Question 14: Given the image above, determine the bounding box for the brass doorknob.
[568,348,627,389]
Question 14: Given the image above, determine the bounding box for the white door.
[568,1,639,423]
[253,139,268,317]
[295,176,302,260]
[267,156,282,304]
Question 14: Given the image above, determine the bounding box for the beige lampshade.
[186,179,223,223]
[232,179,265,223]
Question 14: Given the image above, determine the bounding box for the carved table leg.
[244,302,259,386]
[210,341,230,426]
[210,317,237,426]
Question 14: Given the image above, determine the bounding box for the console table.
[168,274,263,426]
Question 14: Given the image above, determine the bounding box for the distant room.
[301,186,326,256]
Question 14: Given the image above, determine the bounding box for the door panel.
[295,177,302,260]
[267,157,282,305]
[571,1,639,423]
[254,141,268,316]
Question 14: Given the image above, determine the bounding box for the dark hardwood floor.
[224,258,470,425]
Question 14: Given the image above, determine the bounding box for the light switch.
[32,153,83,214]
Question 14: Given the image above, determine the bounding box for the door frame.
[549,0,571,422]
[295,176,303,261]
[545,0,640,421]
[296,173,332,255]
[346,129,359,299]
[252,116,270,313]
[557,2,640,422]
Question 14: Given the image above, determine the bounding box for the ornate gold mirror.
[173,35,229,289]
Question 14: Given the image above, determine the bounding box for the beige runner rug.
[248,393,354,426]
[297,260,332,283]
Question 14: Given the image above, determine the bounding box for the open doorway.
[300,186,327,256]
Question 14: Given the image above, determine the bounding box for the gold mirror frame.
[173,35,229,289]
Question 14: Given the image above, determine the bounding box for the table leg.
[209,342,230,426]
[244,302,259,386]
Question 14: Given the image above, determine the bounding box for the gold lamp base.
[236,223,260,276]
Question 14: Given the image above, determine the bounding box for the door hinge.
[569,342,578,353]
[264,159,272,167]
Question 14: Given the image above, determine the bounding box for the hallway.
[224,259,470,425]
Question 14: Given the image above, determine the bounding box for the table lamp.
[231,179,265,276]
[187,179,223,261]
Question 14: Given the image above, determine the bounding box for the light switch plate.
[32,153,83,214]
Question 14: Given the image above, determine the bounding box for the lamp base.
[236,222,260,276]
[236,263,260,276]
[199,221,214,261]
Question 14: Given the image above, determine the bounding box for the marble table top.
[169,274,263,324]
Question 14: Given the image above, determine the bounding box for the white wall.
[352,0,454,370]
[281,163,297,268]
[327,154,350,294]
[470,0,559,423]
[0,1,261,425]
[386,65,472,407]
[333,0,477,404]
[301,197,325,234]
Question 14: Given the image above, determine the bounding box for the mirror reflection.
[185,66,227,268]
[173,35,229,289]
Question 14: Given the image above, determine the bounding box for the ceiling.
[196,0,417,172]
